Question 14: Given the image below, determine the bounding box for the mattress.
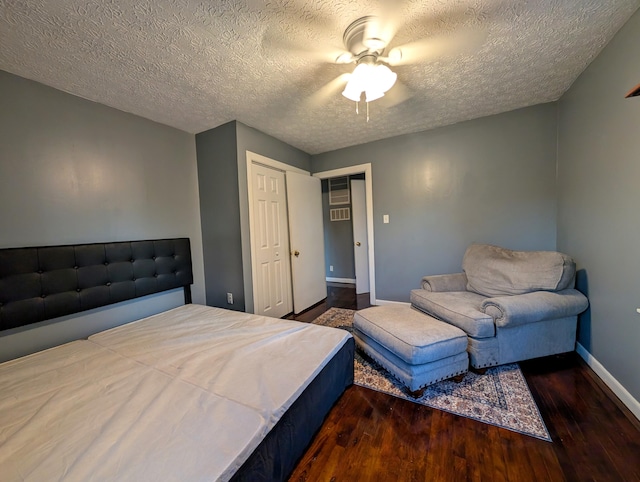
[0,340,265,481]
[88,304,351,427]
[0,304,352,481]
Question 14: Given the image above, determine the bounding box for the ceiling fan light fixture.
[341,62,397,103]
[371,64,397,93]
[342,84,363,102]
[364,89,385,102]
[342,63,368,101]
[350,62,371,82]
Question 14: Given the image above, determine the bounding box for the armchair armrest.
[421,273,468,292]
[481,289,589,328]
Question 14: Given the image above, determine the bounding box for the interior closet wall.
[196,121,310,313]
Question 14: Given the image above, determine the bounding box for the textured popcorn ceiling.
[1,0,638,154]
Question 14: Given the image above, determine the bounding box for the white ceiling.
[1,0,638,154]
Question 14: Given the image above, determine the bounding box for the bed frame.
[0,236,353,481]
[0,238,193,331]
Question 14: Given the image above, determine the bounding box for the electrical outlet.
[330,265,334,272]
[227,292,233,304]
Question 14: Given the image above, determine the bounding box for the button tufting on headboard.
[0,238,193,331]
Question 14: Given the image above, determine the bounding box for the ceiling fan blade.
[378,80,412,108]
[388,27,487,65]
[304,73,351,108]
[372,0,415,45]
[261,30,342,63]
[260,4,346,64]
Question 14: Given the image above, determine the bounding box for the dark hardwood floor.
[285,282,372,322]
[287,284,640,482]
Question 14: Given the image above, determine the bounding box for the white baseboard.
[374,299,411,307]
[326,277,356,284]
[576,343,640,421]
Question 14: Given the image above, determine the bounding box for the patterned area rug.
[313,307,551,441]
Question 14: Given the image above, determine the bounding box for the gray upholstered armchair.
[410,244,589,369]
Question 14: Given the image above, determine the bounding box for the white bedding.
[88,304,351,426]
[0,340,265,481]
[0,304,351,481]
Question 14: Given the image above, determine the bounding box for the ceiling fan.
[335,16,402,104]
[261,4,488,119]
[326,14,486,120]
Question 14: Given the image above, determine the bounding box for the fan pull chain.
[353,100,371,122]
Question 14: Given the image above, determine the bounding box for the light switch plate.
[383,214,389,224]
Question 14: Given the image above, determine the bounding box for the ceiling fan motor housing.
[343,16,387,60]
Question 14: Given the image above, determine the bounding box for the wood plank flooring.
[287,284,640,482]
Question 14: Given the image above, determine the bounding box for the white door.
[286,171,327,314]
[351,179,370,294]
[250,163,292,318]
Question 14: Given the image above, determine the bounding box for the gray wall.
[312,103,559,301]
[557,9,640,401]
[196,121,311,313]
[235,122,311,312]
[0,70,205,362]
[196,121,244,310]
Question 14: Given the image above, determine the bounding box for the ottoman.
[353,305,468,396]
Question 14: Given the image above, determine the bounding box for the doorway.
[246,151,327,316]
[314,164,375,306]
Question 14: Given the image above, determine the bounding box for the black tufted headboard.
[0,238,193,331]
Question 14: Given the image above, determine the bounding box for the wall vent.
[330,207,351,221]
[329,177,350,205]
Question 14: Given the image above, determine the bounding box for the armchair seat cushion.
[410,289,495,338]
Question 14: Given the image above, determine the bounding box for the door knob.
[293,250,300,257]
[355,242,361,246]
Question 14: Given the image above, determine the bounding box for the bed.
[0,238,354,481]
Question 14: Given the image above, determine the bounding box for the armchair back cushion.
[462,244,576,297]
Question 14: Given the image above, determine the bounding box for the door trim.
[313,163,376,306]
[247,151,308,176]
[245,151,310,314]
